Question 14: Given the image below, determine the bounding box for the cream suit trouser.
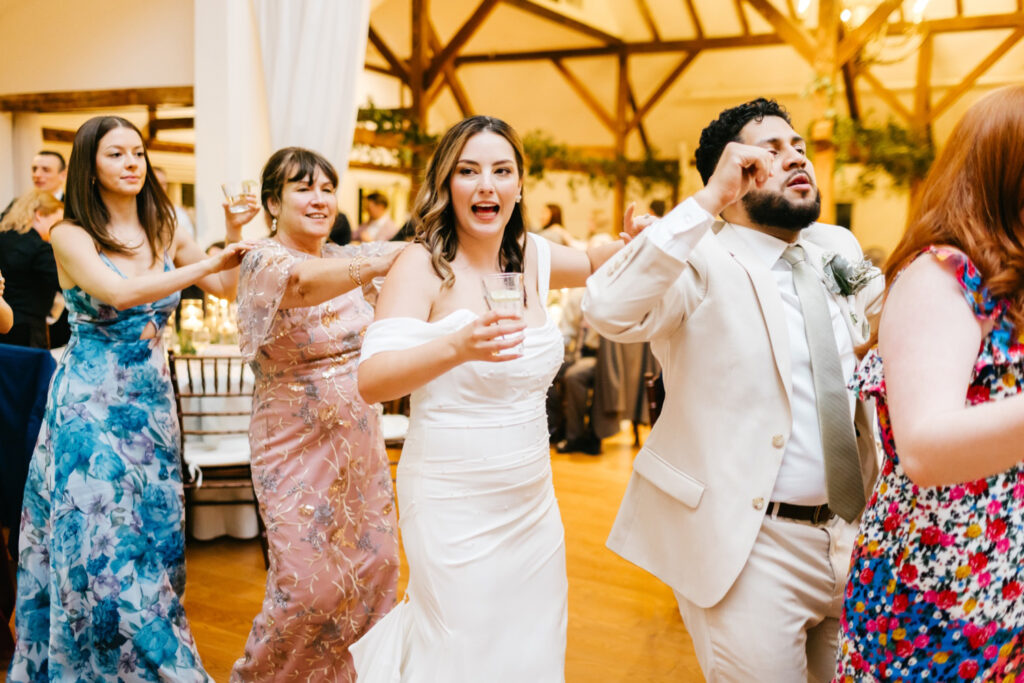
[674,514,857,683]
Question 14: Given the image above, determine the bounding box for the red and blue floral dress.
[835,247,1024,682]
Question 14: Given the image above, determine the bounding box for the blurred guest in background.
[231,147,402,682]
[0,270,13,333]
[0,190,63,347]
[538,202,574,246]
[329,210,353,245]
[356,191,398,241]
[1,151,67,221]
[153,166,196,239]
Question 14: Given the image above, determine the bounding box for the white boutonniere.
[821,253,882,297]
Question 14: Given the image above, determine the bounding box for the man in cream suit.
[583,99,883,682]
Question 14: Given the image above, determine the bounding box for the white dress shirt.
[732,226,856,505]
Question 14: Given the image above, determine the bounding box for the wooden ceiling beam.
[368,26,410,84]
[626,83,651,155]
[423,0,500,89]
[0,86,193,112]
[456,33,782,64]
[682,0,704,38]
[635,0,660,42]
[426,21,474,117]
[742,0,816,64]
[626,51,698,133]
[366,63,404,79]
[733,0,751,35]
[928,25,1024,123]
[501,0,622,45]
[887,12,1024,34]
[835,0,902,66]
[914,31,933,128]
[42,126,194,153]
[148,117,194,133]
[551,58,615,133]
[857,67,914,122]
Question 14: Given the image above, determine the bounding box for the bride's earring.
[271,217,278,233]
[516,193,522,203]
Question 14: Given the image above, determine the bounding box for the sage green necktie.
[781,244,865,522]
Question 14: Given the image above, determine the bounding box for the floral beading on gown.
[836,247,1024,682]
[8,253,210,682]
[230,239,399,683]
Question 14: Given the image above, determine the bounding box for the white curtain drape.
[194,0,370,247]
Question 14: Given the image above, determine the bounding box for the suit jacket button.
[752,497,765,510]
[772,434,785,449]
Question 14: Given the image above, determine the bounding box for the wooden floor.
[3,429,702,682]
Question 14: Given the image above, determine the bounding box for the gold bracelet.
[349,255,366,287]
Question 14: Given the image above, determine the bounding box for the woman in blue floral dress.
[836,87,1024,682]
[7,116,251,682]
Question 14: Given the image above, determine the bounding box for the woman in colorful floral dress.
[230,148,402,682]
[836,86,1024,681]
[7,116,249,681]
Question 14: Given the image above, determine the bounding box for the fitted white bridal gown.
[351,233,568,682]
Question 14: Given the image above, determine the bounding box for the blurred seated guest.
[0,190,63,347]
[329,210,352,245]
[556,333,646,456]
[0,270,13,333]
[356,191,398,241]
[153,166,195,239]
[538,203,574,246]
[545,286,596,444]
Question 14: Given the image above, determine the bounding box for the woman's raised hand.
[223,196,261,241]
[451,310,526,363]
[620,203,658,243]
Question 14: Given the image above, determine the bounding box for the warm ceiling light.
[797,0,812,17]
[840,8,853,21]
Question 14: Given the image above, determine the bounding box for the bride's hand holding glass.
[450,310,526,362]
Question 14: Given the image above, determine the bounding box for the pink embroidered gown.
[230,239,399,682]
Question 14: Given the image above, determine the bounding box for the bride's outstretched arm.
[357,246,525,405]
[547,203,655,289]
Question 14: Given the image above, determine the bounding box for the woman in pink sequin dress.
[231,147,403,682]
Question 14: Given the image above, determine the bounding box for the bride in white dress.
[353,116,642,682]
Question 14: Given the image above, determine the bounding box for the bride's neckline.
[382,307,555,331]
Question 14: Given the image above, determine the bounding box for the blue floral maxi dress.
[7,254,210,682]
[835,247,1024,682]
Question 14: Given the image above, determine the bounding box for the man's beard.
[742,188,822,232]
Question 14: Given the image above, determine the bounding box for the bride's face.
[449,132,521,242]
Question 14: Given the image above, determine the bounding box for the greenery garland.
[830,115,935,192]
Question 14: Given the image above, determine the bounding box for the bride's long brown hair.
[878,86,1024,339]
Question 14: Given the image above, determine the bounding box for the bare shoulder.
[375,242,441,320]
[49,221,93,253]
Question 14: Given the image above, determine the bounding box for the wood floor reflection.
[173,430,699,681]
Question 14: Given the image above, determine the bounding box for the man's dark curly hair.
[694,98,791,185]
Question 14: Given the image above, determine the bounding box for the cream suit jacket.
[582,199,884,609]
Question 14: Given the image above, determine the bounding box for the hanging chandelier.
[796,0,932,65]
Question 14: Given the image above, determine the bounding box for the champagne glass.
[481,272,525,356]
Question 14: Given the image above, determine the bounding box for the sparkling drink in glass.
[221,180,258,214]
[482,272,525,356]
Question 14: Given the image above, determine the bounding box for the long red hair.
[881,85,1024,336]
